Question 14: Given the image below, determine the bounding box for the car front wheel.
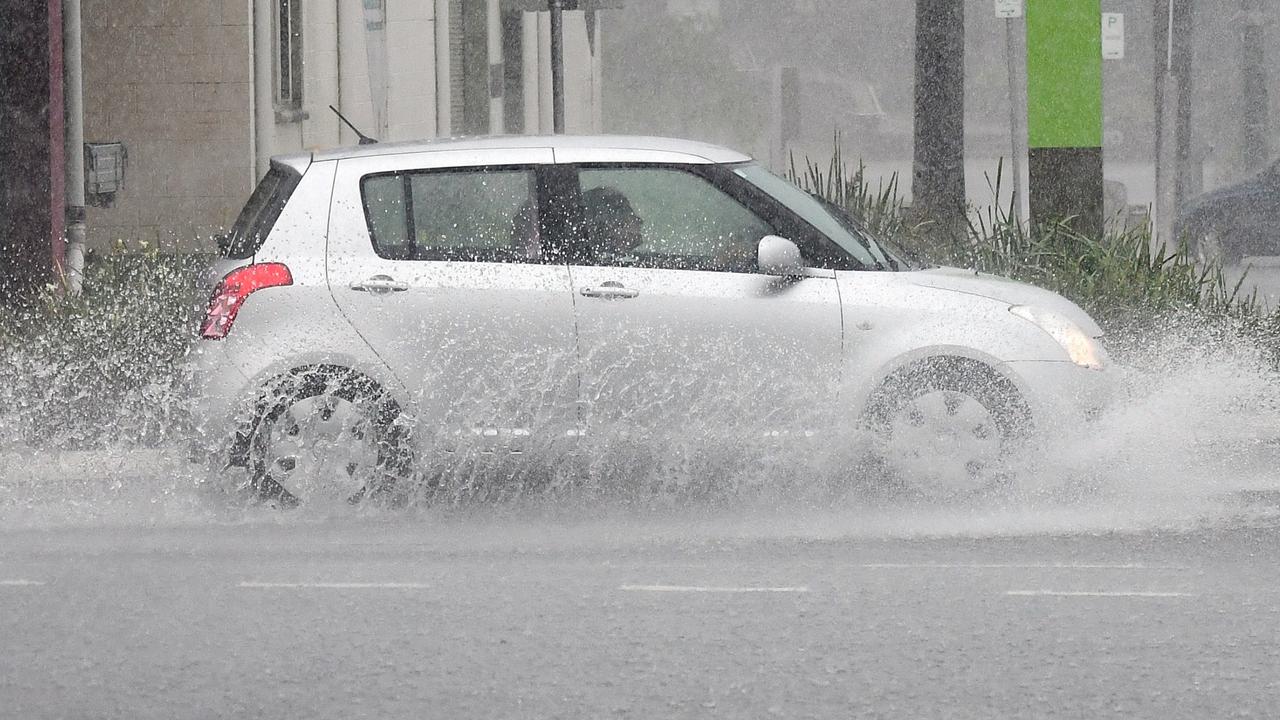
[863,361,1030,501]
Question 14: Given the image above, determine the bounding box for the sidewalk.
[1227,257,1280,310]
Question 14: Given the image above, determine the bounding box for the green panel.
[1025,0,1103,149]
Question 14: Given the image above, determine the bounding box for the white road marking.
[861,563,1184,570]
[1005,590,1195,598]
[238,582,431,589]
[620,584,810,594]
[0,580,45,587]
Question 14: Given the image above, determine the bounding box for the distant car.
[188,135,1110,507]
[1176,158,1280,264]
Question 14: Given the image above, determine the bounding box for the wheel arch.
[857,350,1035,434]
[228,363,408,468]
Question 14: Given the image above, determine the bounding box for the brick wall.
[81,0,253,253]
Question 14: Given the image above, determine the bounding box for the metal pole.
[1154,0,1177,245]
[549,0,565,134]
[435,0,452,136]
[1241,0,1269,172]
[1155,0,1193,242]
[62,0,85,293]
[47,0,67,290]
[1005,16,1025,224]
[768,65,783,171]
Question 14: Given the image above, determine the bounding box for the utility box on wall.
[85,141,127,207]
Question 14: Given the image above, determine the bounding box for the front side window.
[733,163,893,270]
[361,168,541,263]
[570,167,774,272]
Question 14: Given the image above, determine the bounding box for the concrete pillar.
[1026,0,1104,238]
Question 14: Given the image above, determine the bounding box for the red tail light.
[200,263,293,340]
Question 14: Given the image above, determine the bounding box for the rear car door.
[561,164,844,452]
[326,149,579,458]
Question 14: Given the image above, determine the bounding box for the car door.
[326,149,579,458]
[562,164,844,451]
[1239,168,1280,257]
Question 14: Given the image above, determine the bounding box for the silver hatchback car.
[189,135,1110,507]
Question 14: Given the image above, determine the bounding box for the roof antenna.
[329,105,378,145]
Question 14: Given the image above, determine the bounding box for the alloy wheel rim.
[259,395,382,506]
[880,390,1004,498]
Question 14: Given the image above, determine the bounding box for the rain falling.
[1,1,1279,717]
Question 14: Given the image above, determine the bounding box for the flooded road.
[3,517,1280,719]
[2,394,1278,719]
[2,309,1278,718]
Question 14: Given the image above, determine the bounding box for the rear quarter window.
[222,167,302,259]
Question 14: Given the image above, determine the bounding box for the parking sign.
[1102,13,1125,60]
[995,0,1022,19]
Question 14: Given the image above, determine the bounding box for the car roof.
[305,135,754,165]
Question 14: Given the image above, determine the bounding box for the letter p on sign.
[1102,13,1125,60]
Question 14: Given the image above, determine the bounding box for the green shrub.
[788,151,1280,368]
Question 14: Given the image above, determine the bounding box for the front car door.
[327,149,580,465]
[560,163,846,470]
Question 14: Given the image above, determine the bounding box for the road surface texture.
[3,512,1279,719]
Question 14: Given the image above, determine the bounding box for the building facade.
[79,0,604,253]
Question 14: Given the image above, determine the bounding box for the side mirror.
[757,235,805,277]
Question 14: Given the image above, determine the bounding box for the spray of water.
[0,313,1276,537]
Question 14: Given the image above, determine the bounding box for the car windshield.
[733,163,894,270]
[808,192,930,271]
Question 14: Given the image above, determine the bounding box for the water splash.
[1,318,1276,537]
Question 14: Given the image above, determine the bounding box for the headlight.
[1009,305,1107,370]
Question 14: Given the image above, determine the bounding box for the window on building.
[276,0,304,117]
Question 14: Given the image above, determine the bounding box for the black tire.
[1186,222,1243,267]
[862,360,1031,501]
[1193,228,1219,266]
[245,368,411,508]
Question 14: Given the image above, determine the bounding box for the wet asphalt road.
[2,517,1279,719]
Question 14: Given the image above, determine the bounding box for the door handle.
[351,275,409,294]
[580,282,639,300]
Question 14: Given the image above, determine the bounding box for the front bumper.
[1005,360,1115,430]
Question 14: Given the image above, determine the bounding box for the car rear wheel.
[247,369,410,508]
[863,361,1030,501]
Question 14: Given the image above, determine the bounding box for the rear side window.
[361,168,541,263]
[222,167,301,259]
